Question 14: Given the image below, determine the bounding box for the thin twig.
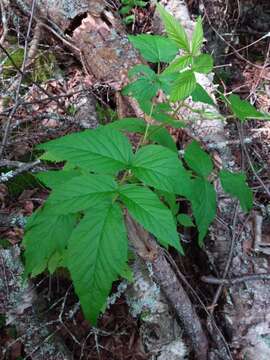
[210,203,239,313]
[0,159,41,182]
[164,249,233,360]
[201,0,269,71]
[225,32,270,57]
[0,0,8,45]
[0,89,85,115]
[0,43,65,109]
[0,159,36,168]
[238,122,270,198]
[0,0,37,158]
[202,274,270,286]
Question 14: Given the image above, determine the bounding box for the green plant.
[23,4,268,325]
[119,0,147,24]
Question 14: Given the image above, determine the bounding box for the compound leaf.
[122,76,160,102]
[190,178,216,245]
[38,127,133,175]
[67,203,128,324]
[46,174,117,214]
[128,64,156,78]
[191,83,215,105]
[228,94,270,121]
[157,3,190,52]
[36,169,80,189]
[184,140,213,177]
[192,54,213,74]
[23,206,77,277]
[106,118,146,133]
[219,170,253,212]
[163,55,192,75]
[148,126,178,153]
[119,184,182,252]
[191,17,204,55]
[170,70,197,102]
[128,34,178,63]
[131,144,185,193]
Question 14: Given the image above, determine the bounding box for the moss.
[1,48,24,78]
[0,238,11,249]
[32,52,60,83]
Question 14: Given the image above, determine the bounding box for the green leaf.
[128,64,156,78]
[158,72,179,95]
[148,126,177,153]
[131,144,186,193]
[163,55,192,75]
[135,0,147,7]
[152,113,186,128]
[156,3,190,52]
[219,170,253,212]
[170,71,197,102]
[67,203,128,324]
[228,94,270,121]
[128,34,179,63]
[46,174,117,214]
[190,178,216,245]
[48,252,63,274]
[150,103,186,128]
[191,83,215,105]
[158,191,179,215]
[184,141,213,177]
[39,151,62,162]
[38,127,133,175]
[177,214,195,227]
[192,54,213,74]
[119,263,134,282]
[122,75,160,102]
[23,206,77,277]
[36,170,81,189]
[119,5,132,14]
[191,17,204,55]
[106,118,146,133]
[119,184,182,253]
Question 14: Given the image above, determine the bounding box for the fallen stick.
[126,214,209,360]
[201,274,270,286]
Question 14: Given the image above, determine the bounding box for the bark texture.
[126,214,208,360]
[0,246,72,359]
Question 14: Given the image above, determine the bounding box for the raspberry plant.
[23,4,268,324]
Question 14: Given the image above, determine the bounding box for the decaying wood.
[125,258,188,360]
[13,0,142,95]
[126,214,208,360]
[0,246,72,359]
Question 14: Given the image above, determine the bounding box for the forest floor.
[0,0,270,359]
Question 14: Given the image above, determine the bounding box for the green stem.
[172,101,184,117]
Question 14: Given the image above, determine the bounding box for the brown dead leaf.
[42,118,59,128]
